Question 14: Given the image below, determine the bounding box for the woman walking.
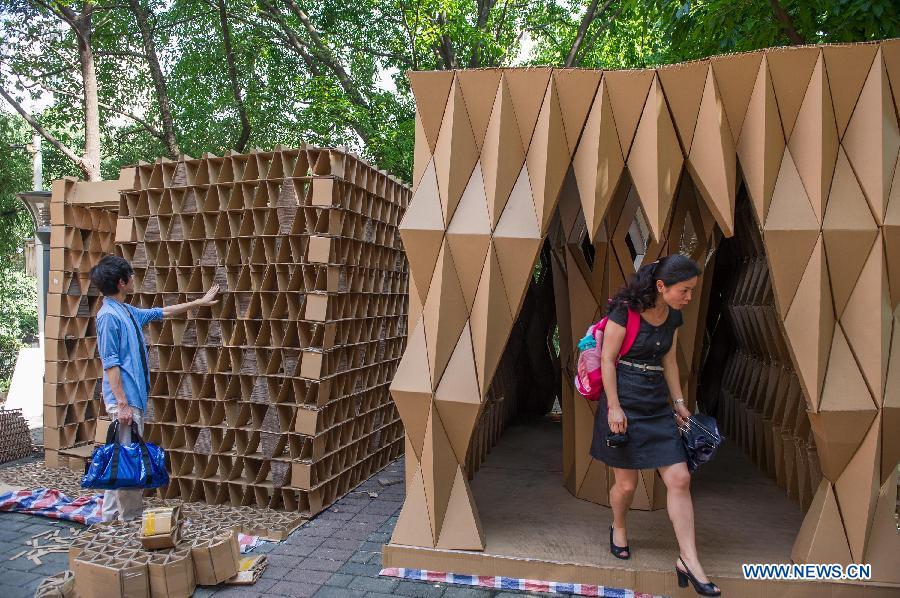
[590,254,720,596]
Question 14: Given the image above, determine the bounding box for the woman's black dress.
[589,302,687,469]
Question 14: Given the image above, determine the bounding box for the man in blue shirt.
[90,255,219,521]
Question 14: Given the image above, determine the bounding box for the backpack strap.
[619,309,640,356]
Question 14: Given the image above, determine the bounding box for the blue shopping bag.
[81,421,169,490]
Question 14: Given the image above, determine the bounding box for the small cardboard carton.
[73,554,150,598]
[224,555,267,585]
[147,548,195,598]
[190,530,240,586]
[140,506,182,550]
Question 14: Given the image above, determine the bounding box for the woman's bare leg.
[658,462,712,584]
[609,467,639,555]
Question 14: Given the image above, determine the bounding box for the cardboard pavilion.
[385,40,900,594]
[44,146,409,516]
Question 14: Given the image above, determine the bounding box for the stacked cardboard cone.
[113,146,409,514]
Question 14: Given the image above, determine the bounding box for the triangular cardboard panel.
[766,46,820,139]
[480,76,527,230]
[433,78,479,226]
[710,51,764,142]
[526,78,570,236]
[572,79,625,242]
[842,49,900,226]
[823,147,879,318]
[656,60,708,153]
[787,53,838,225]
[469,243,513,397]
[456,70,503,151]
[819,326,878,413]
[886,161,900,307]
[412,110,431,192]
[840,233,891,406]
[391,463,435,547]
[863,471,900,583]
[552,69,602,155]
[576,459,610,506]
[503,67,553,151]
[408,71,455,153]
[422,244,470,390]
[808,407,877,482]
[687,66,737,238]
[627,75,683,242]
[493,166,543,317]
[822,44,879,138]
[603,69,655,156]
[790,479,853,566]
[883,315,900,481]
[783,236,833,410]
[571,390,598,497]
[447,163,492,312]
[435,466,485,550]
[422,405,461,537]
[434,323,482,461]
[763,148,820,318]
[399,159,445,301]
[389,317,433,460]
[833,413,881,562]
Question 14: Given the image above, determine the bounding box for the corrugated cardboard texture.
[43,178,119,455]
[47,146,410,516]
[394,41,899,580]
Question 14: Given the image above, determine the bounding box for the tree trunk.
[769,0,805,45]
[75,5,102,181]
[128,0,180,158]
[217,0,251,152]
[565,0,614,67]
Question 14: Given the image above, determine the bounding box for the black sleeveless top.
[607,302,684,366]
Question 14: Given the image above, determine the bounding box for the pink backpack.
[574,308,640,401]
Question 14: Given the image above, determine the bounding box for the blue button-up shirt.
[96,298,163,411]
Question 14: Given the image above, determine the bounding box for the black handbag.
[677,413,722,472]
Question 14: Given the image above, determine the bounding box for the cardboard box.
[190,530,240,585]
[147,548,195,598]
[140,507,182,550]
[73,554,150,598]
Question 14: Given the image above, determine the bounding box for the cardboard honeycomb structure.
[43,146,409,517]
[393,40,900,578]
[0,408,34,463]
[44,176,123,465]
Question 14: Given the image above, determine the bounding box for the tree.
[1,0,103,180]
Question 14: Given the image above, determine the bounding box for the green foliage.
[0,113,36,391]
[0,266,38,391]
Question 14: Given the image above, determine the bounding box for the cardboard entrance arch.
[389,40,900,587]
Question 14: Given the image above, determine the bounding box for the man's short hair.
[89,255,134,296]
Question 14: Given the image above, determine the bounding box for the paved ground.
[0,457,545,598]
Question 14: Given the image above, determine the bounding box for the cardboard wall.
[46,146,411,517]
[394,40,900,576]
[714,193,823,512]
[43,178,121,465]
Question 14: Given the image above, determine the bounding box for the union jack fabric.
[380,567,662,597]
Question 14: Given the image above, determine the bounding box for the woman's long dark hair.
[609,253,702,312]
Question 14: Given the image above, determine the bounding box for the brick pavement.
[0,457,550,597]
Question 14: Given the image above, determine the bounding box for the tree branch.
[41,83,164,140]
[128,0,180,157]
[0,86,88,176]
[769,0,805,45]
[217,0,251,152]
[565,0,614,67]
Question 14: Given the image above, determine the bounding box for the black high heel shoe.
[609,526,630,560]
[676,556,720,596]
